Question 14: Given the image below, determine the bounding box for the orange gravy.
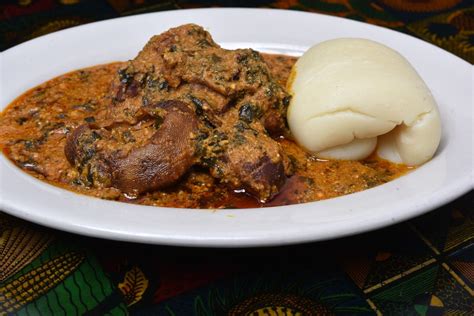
[0,55,411,208]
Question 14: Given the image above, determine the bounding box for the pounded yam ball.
[287,38,441,166]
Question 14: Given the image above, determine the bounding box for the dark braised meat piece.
[198,111,290,201]
[109,101,199,194]
[65,100,200,195]
[65,124,113,188]
[65,24,293,202]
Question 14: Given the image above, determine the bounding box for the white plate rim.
[1,8,472,247]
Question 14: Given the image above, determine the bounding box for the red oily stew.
[0,53,410,209]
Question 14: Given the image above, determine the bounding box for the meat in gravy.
[0,24,411,208]
[65,24,292,202]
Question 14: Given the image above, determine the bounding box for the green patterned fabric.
[0,219,127,315]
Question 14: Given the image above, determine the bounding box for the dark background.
[1,0,473,63]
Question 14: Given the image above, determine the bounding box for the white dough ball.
[317,137,377,161]
[287,38,441,165]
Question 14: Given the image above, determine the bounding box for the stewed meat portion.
[65,100,200,195]
[65,24,293,201]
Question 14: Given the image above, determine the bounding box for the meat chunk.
[65,24,293,202]
[65,124,112,187]
[197,110,290,201]
[107,24,290,134]
[109,101,199,194]
[66,101,199,195]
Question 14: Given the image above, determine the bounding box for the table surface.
[1,1,473,315]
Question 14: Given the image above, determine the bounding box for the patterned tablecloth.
[1,1,473,315]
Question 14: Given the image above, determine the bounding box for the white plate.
[1,8,472,247]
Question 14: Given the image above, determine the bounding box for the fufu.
[287,38,441,166]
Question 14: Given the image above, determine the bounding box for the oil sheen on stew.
[0,54,410,208]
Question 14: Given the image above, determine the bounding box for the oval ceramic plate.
[1,9,472,247]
